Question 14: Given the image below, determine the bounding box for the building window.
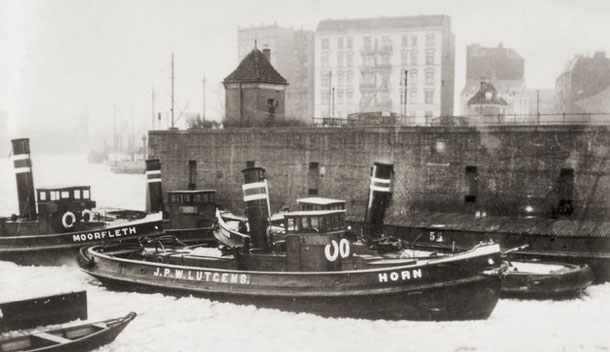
[425,69,434,85]
[321,53,329,67]
[425,50,435,65]
[401,35,409,47]
[346,89,353,104]
[321,38,329,50]
[401,50,408,65]
[267,98,277,114]
[411,34,418,47]
[363,36,371,48]
[321,72,330,87]
[465,166,478,203]
[426,33,435,47]
[337,90,345,105]
[381,54,391,66]
[337,71,345,86]
[410,50,418,65]
[347,37,353,49]
[425,90,434,104]
[308,162,319,196]
[337,52,344,67]
[321,91,330,104]
[425,110,433,118]
[381,36,392,51]
[410,88,417,99]
[346,71,353,86]
[188,160,196,190]
[409,70,417,84]
[338,37,344,49]
[346,52,353,66]
[363,55,374,67]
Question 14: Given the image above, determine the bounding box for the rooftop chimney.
[262,48,271,62]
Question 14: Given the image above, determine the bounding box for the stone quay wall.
[148,125,610,222]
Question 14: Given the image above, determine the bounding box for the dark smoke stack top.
[241,167,270,250]
[262,48,271,62]
[145,159,164,213]
[11,138,37,220]
[363,161,393,239]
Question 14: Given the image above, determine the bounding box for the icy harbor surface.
[1,156,609,352]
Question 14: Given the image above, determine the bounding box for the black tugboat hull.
[79,244,504,321]
[91,272,501,321]
[0,216,162,266]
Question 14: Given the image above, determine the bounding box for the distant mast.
[171,52,175,129]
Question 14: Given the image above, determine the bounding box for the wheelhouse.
[297,197,346,211]
[167,190,216,230]
[37,186,91,203]
[282,209,346,234]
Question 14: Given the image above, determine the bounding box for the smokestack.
[145,159,164,214]
[11,138,37,220]
[241,167,270,250]
[262,48,271,62]
[363,162,393,239]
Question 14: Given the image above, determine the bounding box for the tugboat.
[79,167,505,321]
[353,162,593,299]
[0,139,162,265]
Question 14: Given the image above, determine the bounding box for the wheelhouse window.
[83,189,90,199]
[61,191,70,199]
[39,191,47,201]
[74,189,81,199]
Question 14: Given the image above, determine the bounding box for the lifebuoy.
[324,240,340,262]
[325,239,351,262]
[339,238,350,258]
[81,209,94,222]
[62,211,76,229]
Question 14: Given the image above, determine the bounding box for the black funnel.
[11,138,37,220]
[241,167,270,250]
[363,162,393,239]
[145,159,164,213]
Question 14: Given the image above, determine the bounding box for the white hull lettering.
[151,267,251,285]
[378,269,423,283]
[72,227,138,242]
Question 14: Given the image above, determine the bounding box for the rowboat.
[0,139,162,266]
[0,312,136,352]
[79,167,505,321]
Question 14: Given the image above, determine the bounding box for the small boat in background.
[0,312,136,352]
[0,139,162,266]
[0,291,87,333]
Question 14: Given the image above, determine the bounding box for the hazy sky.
[1,0,610,150]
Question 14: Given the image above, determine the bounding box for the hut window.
[465,166,478,203]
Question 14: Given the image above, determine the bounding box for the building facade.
[237,25,314,122]
[555,51,610,113]
[460,43,529,118]
[314,15,455,124]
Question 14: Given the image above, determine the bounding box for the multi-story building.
[314,15,455,124]
[237,24,314,122]
[555,51,610,113]
[460,43,529,117]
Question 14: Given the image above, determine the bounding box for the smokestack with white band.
[241,167,270,250]
[363,161,393,239]
[11,138,36,220]
[145,159,164,213]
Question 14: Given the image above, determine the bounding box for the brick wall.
[149,125,610,222]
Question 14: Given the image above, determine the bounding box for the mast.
[113,104,117,152]
[202,73,206,123]
[171,52,175,128]
[152,88,155,130]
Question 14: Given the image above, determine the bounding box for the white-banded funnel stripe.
[244,193,268,202]
[371,176,390,184]
[12,154,30,161]
[145,170,161,175]
[147,178,162,183]
[370,185,390,192]
[242,181,267,190]
[14,167,31,174]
